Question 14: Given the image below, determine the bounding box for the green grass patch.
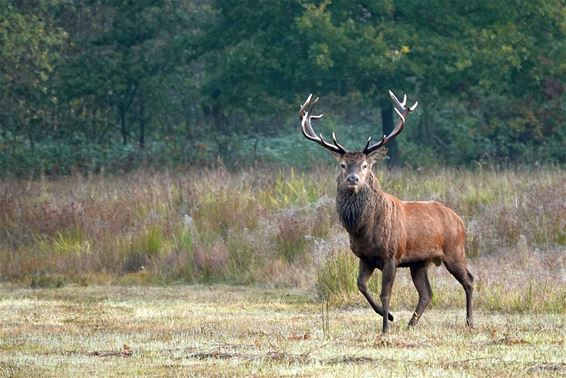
[260,169,325,209]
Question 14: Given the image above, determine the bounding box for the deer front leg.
[380,259,397,334]
[357,259,394,321]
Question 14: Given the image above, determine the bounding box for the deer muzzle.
[346,174,360,188]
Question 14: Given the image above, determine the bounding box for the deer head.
[299,91,418,191]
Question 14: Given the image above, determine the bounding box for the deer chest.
[348,234,392,270]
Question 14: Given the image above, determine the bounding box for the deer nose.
[346,175,359,185]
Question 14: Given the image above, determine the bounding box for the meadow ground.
[0,284,565,377]
[0,167,564,376]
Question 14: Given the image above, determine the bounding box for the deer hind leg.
[408,264,432,328]
[444,260,474,327]
[357,259,394,322]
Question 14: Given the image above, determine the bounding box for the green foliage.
[1,0,565,175]
[170,226,195,281]
[37,231,91,257]
[122,225,166,272]
[261,169,324,208]
[479,281,566,314]
[315,250,360,302]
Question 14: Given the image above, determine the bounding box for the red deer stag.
[299,91,473,334]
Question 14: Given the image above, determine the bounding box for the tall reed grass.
[0,166,564,312]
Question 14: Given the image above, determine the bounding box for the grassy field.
[0,284,564,377]
[0,167,564,376]
[1,167,564,287]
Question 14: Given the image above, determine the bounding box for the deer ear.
[331,151,345,161]
[366,147,388,164]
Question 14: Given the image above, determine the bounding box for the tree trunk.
[139,100,145,148]
[381,103,398,166]
[90,108,97,143]
[120,106,127,145]
[27,127,35,150]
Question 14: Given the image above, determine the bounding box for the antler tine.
[299,93,313,117]
[363,90,418,155]
[363,135,386,152]
[363,136,372,152]
[388,90,406,111]
[299,94,321,138]
[299,94,321,122]
[390,90,418,112]
[304,115,319,139]
[394,107,406,124]
[299,94,347,156]
[332,132,348,153]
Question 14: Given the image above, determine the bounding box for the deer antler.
[363,90,418,155]
[300,94,347,156]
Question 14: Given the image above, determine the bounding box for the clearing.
[0,285,564,377]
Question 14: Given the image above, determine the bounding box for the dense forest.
[1,0,564,175]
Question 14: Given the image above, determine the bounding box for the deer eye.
[361,163,368,170]
[340,163,346,169]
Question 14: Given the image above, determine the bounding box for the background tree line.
[0,0,564,175]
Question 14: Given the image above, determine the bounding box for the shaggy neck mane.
[336,172,385,233]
